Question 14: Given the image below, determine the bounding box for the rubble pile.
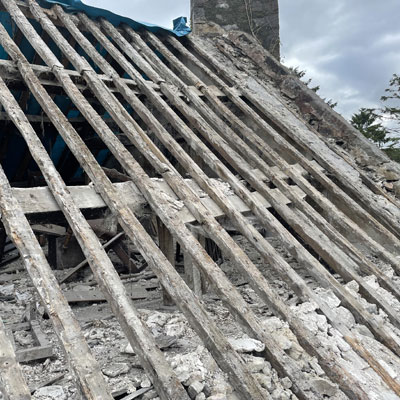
[1,229,400,400]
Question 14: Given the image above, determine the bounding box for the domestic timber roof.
[0,0,400,399]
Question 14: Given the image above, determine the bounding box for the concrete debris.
[311,378,338,396]
[102,363,130,378]
[188,381,205,399]
[33,385,66,400]
[227,336,265,353]
[5,230,400,400]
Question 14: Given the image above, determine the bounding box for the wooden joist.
[0,58,227,99]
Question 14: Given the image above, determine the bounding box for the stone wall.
[191,0,280,59]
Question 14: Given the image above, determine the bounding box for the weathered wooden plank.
[0,8,190,400]
[63,284,148,303]
[31,224,66,236]
[29,373,65,395]
[13,178,296,220]
[6,2,265,399]
[0,318,31,400]
[0,58,224,98]
[16,345,53,363]
[13,182,144,214]
[157,218,175,306]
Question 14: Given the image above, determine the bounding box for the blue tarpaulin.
[37,0,191,37]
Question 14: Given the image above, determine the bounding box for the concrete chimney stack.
[190,0,280,59]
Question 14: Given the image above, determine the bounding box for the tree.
[381,73,400,135]
[350,108,389,148]
[289,66,337,108]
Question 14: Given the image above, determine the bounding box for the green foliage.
[350,108,389,148]
[383,147,400,163]
[289,66,337,108]
[381,73,400,135]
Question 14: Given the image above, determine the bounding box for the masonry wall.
[191,0,280,59]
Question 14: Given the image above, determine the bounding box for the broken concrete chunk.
[188,381,204,399]
[207,395,227,400]
[309,357,325,376]
[246,356,266,373]
[271,387,290,400]
[311,377,338,396]
[345,280,359,293]
[33,385,66,400]
[142,389,158,399]
[354,324,374,339]
[228,337,265,353]
[164,322,186,338]
[0,283,14,297]
[335,306,356,328]
[255,372,273,391]
[363,275,379,289]
[102,362,130,378]
[318,289,341,308]
[141,377,152,388]
[281,376,292,389]
[261,316,284,331]
[123,342,135,354]
[195,393,206,400]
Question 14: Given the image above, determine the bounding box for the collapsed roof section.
[0,0,399,399]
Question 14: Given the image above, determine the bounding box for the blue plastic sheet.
[37,0,191,36]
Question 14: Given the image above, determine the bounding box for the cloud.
[280,0,400,119]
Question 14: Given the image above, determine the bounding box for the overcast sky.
[84,0,400,120]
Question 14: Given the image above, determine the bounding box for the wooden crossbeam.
[13,176,300,221]
[0,58,228,98]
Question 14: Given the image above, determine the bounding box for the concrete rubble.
[1,226,399,400]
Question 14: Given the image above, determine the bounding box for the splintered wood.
[0,0,399,399]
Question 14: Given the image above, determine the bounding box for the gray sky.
[84,0,400,120]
